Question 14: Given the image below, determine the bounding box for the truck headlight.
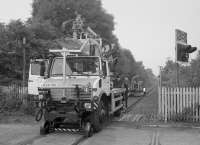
[84,102,91,109]
[83,83,92,93]
[84,87,90,93]
[38,94,44,100]
[143,88,146,92]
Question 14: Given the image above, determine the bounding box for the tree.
[161,57,200,87]
[114,48,155,87]
[188,51,200,86]
[114,48,136,77]
[31,0,117,44]
[0,0,156,87]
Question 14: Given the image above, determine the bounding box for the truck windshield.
[51,57,100,76]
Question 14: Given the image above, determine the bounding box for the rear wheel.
[114,108,122,117]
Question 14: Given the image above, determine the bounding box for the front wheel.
[92,100,107,132]
[84,122,94,137]
[40,121,54,135]
[40,122,50,135]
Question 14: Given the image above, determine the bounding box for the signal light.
[186,45,197,53]
[176,43,197,62]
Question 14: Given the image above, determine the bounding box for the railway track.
[71,136,86,145]
[116,86,156,122]
[18,87,156,145]
[71,87,156,145]
[126,87,155,112]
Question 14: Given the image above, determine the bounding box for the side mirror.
[99,70,103,77]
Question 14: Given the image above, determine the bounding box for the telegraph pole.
[175,29,187,87]
[175,43,179,87]
[175,29,197,87]
[175,30,180,87]
[22,37,26,87]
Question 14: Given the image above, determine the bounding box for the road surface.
[79,122,200,145]
[0,123,200,145]
[0,124,83,145]
[0,88,200,145]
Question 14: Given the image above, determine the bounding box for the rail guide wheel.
[40,125,49,135]
[40,121,54,135]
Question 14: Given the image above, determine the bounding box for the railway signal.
[175,29,197,62]
[175,29,197,87]
[176,43,197,62]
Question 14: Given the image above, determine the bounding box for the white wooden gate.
[158,87,200,122]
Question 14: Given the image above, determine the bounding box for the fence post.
[170,88,173,120]
[158,86,161,118]
[189,87,192,121]
[185,87,188,121]
[192,87,195,122]
[182,87,185,121]
[194,87,198,122]
[173,87,177,121]
[179,87,183,120]
[177,87,180,120]
[167,87,171,120]
[164,87,167,122]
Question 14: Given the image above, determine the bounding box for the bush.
[1,95,22,112]
[19,103,36,115]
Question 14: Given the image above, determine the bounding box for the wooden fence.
[159,87,200,122]
[7,82,28,104]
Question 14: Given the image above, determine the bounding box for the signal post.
[175,29,197,87]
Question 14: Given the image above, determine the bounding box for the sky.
[0,0,200,75]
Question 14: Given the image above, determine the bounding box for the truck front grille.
[50,88,91,100]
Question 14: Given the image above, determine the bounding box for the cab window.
[31,61,48,76]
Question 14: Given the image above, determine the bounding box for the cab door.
[101,60,110,94]
[28,59,48,95]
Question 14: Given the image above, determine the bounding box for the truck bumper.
[43,99,93,125]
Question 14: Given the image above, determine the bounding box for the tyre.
[92,100,106,132]
[92,111,102,132]
[40,126,46,135]
[40,121,50,135]
[84,122,94,137]
[114,108,122,117]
